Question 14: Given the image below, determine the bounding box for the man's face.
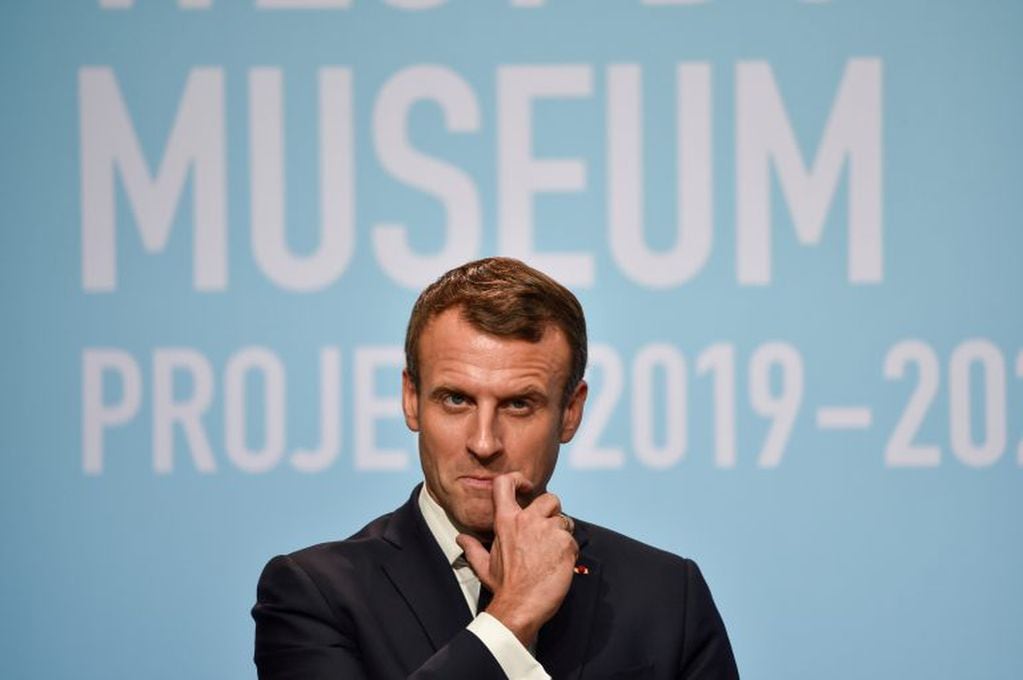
[401,308,587,538]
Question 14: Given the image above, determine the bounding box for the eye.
[505,398,533,413]
[442,392,468,407]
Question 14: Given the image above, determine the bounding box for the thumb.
[456,534,492,587]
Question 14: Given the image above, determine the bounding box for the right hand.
[455,472,578,646]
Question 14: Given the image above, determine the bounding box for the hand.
[455,472,578,646]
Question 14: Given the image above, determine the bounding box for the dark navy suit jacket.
[252,487,739,679]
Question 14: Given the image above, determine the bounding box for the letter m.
[79,67,226,291]
[736,58,882,284]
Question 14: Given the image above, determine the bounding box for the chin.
[454,506,495,537]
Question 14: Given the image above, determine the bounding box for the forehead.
[417,309,571,392]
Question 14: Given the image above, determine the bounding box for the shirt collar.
[418,484,465,567]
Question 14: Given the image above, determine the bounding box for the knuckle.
[537,493,561,515]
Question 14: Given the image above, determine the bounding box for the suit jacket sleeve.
[253,554,507,680]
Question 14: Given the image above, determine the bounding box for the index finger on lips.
[492,472,533,519]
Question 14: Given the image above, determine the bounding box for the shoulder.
[575,518,691,567]
[573,518,704,590]
[254,505,409,625]
[273,508,398,582]
[257,486,432,601]
[572,519,729,641]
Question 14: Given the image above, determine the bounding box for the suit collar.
[381,485,473,650]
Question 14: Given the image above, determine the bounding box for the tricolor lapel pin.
[574,564,589,575]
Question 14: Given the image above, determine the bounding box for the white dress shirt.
[418,486,551,680]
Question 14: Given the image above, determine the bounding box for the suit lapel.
[380,488,473,651]
[536,523,603,680]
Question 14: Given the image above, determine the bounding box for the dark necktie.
[477,583,493,614]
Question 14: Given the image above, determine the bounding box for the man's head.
[404,257,587,404]
[401,257,589,538]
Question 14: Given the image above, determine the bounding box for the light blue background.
[1,1,1021,678]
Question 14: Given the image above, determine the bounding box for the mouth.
[457,475,495,491]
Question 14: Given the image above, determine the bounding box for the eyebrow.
[429,385,458,399]
[427,385,550,404]
[504,388,548,404]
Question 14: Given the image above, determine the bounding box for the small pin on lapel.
[574,564,589,575]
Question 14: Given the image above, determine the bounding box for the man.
[253,257,739,679]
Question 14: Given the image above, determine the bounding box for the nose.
[467,405,502,460]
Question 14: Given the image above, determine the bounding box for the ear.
[401,369,420,432]
[558,380,588,443]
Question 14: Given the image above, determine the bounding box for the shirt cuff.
[466,612,551,680]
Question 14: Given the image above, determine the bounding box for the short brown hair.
[404,257,587,405]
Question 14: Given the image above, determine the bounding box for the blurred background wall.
[1,1,1021,678]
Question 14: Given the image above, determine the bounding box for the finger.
[544,514,575,535]
[456,534,493,588]
[523,492,562,518]
[492,472,533,519]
